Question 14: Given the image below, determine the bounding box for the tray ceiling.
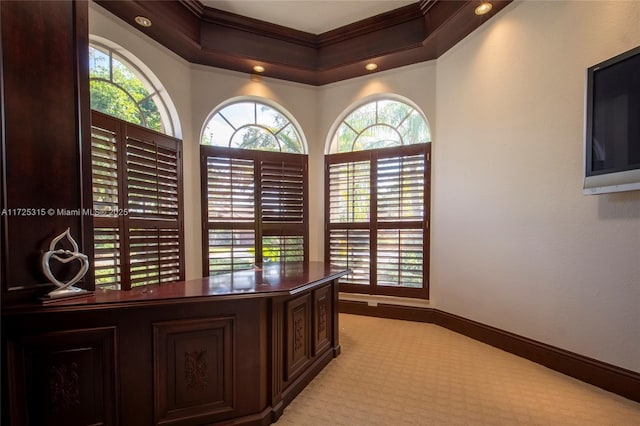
[94,0,512,85]
[200,0,416,34]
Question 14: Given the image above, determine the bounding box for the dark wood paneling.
[285,294,311,382]
[6,326,117,426]
[93,0,513,85]
[154,317,235,425]
[313,285,331,356]
[339,300,640,403]
[270,297,285,417]
[0,0,93,302]
[2,266,347,425]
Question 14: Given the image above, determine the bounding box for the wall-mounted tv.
[584,45,640,195]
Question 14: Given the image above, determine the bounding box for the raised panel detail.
[153,317,234,425]
[6,327,117,426]
[285,294,311,382]
[313,285,331,355]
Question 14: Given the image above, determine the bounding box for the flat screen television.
[584,45,640,195]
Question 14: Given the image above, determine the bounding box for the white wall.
[433,0,640,371]
[89,0,640,372]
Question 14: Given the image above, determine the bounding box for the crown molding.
[93,0,512,85]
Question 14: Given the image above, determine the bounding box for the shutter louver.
[328,161,370,223]
[261,160,304,223]
[377,229,424,288]
[93,228,121,289]
[326,144,429,298]
[129,228,182,287]
[208,229,256,275]
[262,235,304,263]
[328,159,371,286]
[328,229,370,285]
[377,154,424,221]
[207,157,255,221]
[126,137,179,220]
[91,125,119,215]
[90,111,184,290]
[376,152,425,289]
[201,147,308,276]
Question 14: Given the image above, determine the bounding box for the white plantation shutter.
[90,110,184,290]
[201,147,308,275]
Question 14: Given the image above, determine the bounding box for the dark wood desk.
[2,262,349,425]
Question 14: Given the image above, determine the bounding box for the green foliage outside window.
[331,99,430,153]
[202,101,304,154]
[89,44,165,133]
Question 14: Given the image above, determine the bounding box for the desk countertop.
[2,262,349,313]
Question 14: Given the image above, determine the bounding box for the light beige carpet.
[275,314,640,425]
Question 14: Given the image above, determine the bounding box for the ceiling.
[200,0,416,34]
[95,0,512,85]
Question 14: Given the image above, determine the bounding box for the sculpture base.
[40,286,92,304]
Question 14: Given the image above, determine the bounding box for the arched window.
[89,41,175,136]
[328,98,430,153]
[202,100,305,153]
[89,39,183,290]
[200,99,308,276]
[325,96,431,299]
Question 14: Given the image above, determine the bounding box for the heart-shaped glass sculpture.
[41,228,90,299]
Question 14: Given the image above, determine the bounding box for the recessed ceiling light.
[365,63,378,71]
[253,65,265,73]
[475,2,493,15]
[134,16,152,28]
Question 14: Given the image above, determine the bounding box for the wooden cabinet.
[6,327,117,426]
[285,294,312,382]
[0,0,93,303]
[2,263,348,425]
[270,283,339,418]
[153,317,236,425]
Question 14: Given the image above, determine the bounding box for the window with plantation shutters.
[326,97,430,299]
[91,110,184,290]
[201,145,308,276]
[200,99,308,276]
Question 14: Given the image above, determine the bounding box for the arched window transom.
[89,42,174,136]
[330,99,430,153]
[202,101,305,154]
